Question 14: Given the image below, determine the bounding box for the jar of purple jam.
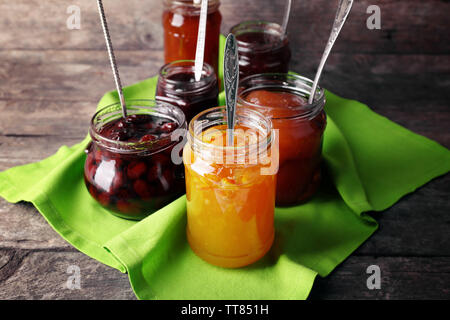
[84,100,187,220]
[156,60,219,123]
[230,21,291,80]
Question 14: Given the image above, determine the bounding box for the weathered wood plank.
[0,50,162,103]
[356,174,450,257]
[0,200,72,250]
[0,0,448,54]
[0,249,135,300]
[309,256,450,300]
[0,49,448,105]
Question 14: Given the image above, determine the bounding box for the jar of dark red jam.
[163,0,222,77]
[238,74,326,206]
[156,60,219,124]
[84,100,187,220]
[230,21,291,80]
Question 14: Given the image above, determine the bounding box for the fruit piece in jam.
[84,114,184,220]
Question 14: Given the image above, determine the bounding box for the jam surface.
[242,89,326,206]
[99,114,178,142]
[85,114,184,220]
[156,71,219,123]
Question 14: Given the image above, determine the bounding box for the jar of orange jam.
[183,107,277,268]
[238,73,327,206]
[163,0,222,77]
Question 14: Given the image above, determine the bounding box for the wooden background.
[0,0,449,299]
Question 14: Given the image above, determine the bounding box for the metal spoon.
[223,34,239,146]
[308,0,354,105]
[96,0,127,118]
[194,0,208,82]
[281,0,292,36]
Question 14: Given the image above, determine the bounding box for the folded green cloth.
[1,46,449,299]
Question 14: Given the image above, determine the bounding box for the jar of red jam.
[238,74,326,206]
[156,60,219,123]
[230,21,291,80]
[163,0,222,78]
[84,100,187,220]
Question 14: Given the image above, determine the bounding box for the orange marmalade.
[183,107,276,268]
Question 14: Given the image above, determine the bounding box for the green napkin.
[1,41,449,299]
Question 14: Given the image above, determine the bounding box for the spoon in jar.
[223,34,239,146]
[96,0,127,118]
[308,0,354,105]
[194,0,208,81]
[281,0,292,36]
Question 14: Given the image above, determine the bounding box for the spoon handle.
[308,0,353,104]
[223,34,239,146]
[96,0,127,117]
[281,0,292,36]
[194,0,208,82]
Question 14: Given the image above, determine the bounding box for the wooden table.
[0,0,448,300]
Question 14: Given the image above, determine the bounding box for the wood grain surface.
[0,0,449,300]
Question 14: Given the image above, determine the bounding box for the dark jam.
[231,21,291,80]
[84,114,185,220]
[156,61,219,123]
[163,0,222,77]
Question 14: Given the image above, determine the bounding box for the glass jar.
[183,106,277,268]
[163,0,222,78]
[238,73,327,206]
[156,60,219,123]
[84,100,187,220]
[230,21,291,80]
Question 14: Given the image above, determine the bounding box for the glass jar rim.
[237,73,326,121]
[188,106,273,159]
[90,99,187,155]
[163,0,221,11]
[158,60,217,95]
[230,20,288,52]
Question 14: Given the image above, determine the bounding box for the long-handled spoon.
[308,0,354,105]
[96,0,127,118]
[281,0,292,36]
[223,34,239,146]
[194,0,209,82]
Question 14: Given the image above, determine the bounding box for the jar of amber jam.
[163,0,222,78]
[156,60,219,123]
[230,21,291,80]
[84,100,187,220]
[238,74,326,206]
[183,106,277,268]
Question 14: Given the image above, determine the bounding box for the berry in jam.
[99,114,178,142]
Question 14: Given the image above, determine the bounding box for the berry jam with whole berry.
[84,102,186,220]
